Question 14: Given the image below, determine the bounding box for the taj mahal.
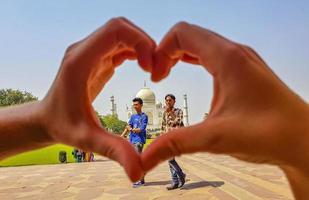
[109,82,190,131]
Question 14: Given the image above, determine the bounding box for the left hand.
[39,17,155,181]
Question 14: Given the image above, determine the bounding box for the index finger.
[70,17,156,73]
[152,21,241,82]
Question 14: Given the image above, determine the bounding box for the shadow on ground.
[181,181,224,190]
[145,180,171,186]
[144,179,224,190]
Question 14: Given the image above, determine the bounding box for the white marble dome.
[127,84,189,130]
[136,87,155,103]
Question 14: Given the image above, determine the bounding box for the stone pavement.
[0,153,293,200]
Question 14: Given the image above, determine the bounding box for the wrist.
[280,103,309,199]
[0,101,54,159]
[29,100,55,146]
[281,165,309,199]
[290,103,309,172]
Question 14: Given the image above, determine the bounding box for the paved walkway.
[0,153,293,200]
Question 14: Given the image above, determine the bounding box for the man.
[127,97,148,188]
[72,148,83,163]
[161,94,186,190]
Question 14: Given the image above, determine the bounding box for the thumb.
[87,128,144,182]
[141,121,221,172]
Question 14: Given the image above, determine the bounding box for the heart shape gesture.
[1,17,308,198]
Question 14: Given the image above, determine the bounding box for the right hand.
[143,22,309,197]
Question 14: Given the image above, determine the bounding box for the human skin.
[142,22,309,199]
[0,18,308,198]
[165,96,176,110]
[0,17,155,182]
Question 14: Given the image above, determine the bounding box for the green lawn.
[144,138,155,149]
[0,144,75,167]
[0,138,155,167]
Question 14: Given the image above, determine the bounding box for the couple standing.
[122,94,186,189]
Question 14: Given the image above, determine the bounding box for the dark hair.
[133,97,143,105]
[165,94,176,101]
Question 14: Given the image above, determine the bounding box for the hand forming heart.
[1,17,308,198]
[40,18,155,182]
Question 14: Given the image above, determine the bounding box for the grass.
[0,137,156,167]
[144,138,155,149]
[0,144,75,167]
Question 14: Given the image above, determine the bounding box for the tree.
[0,89,38,107]
[101,114,127,134]
[96,111,107,128]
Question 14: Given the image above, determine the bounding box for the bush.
[0,89,37,107]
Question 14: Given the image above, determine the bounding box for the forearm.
[0,101,53,159]
[120,132,126,137]
[121,128,128,137]
[282,105,309,200]
[282,166,309,200]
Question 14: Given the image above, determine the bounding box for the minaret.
[114,103,118,118]
[183,94,189,126]
[126,104,132,121]
[110,96,117,117]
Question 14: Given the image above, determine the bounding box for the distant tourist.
[72,148,83,163]
[84,151,94,162]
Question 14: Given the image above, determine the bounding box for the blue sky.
[0,1,308,124]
